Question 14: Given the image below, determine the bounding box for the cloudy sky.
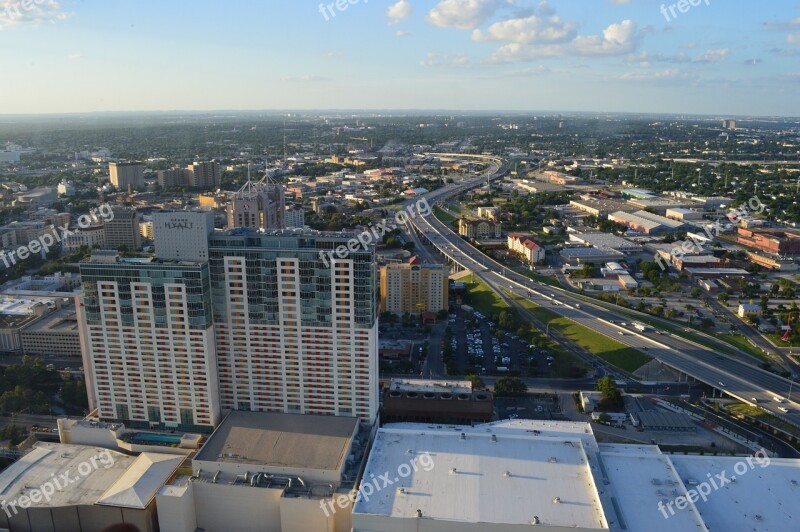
[1,0,799,115]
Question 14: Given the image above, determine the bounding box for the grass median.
[511,294,651,373]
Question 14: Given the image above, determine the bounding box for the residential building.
[458,218,501,239]
[227,180,286,230]
[140,219,154,241]
[103,208,142,250]
[152,211,215,262]
[379,262,448,316]
[157,168,191,188]
[477,206,500,220]
[77,253,221,431]
[284,204,306,228]
[109,161,145,189]
[208,230,378,423]
[507,233,544,264]
[57,179,76,196]
[187,161,221,189]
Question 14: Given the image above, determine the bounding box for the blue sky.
[1,0,799,115]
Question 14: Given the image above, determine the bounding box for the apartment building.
[109,161,145,190]
[458,218,502,239]
[77,253,220,432]
[507,233,544,264]
[379,262,448,316]
[208,230,378,423]
[284,204,305,228]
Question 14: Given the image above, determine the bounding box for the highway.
[408,156,800,428]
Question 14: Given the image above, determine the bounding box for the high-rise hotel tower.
[77,251,221,431]
[208,230,378,422]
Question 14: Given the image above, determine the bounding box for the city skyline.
[0,0,799,116]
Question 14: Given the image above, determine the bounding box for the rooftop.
[194,411,358,471]
[0,442,181,509]
[388,379,472,394]
[353,421,608,529]
[20,305,78,333]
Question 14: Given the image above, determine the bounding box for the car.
[618,331,625,336]
[751,397,759,403]
[779,406,790,413]
[718,381,726,387]
[642,347,649,351]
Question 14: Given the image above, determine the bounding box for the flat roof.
[670,455,800,531]
[0,443,180,509]
[354,422,608,529]
[195,411,357,471]
[20,305,78,333]
[571,232,641,250]
[389,379,472,394]
[599,445,707,532]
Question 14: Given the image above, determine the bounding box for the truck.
[496,367,509,373]
[633,322,648,332]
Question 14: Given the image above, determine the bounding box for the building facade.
[379,262,448,316]
[78,254,221,432]
[104,208,142,250]
[208,231,378,423]
[152,211,215,262]
[458,218,501,239]
[109,162,145,190]
[284,205,305,228]
[227,181,286,230]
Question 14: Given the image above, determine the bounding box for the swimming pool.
[130,432,181,445]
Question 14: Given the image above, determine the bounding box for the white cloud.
[694,48,730,63]
[0,0,71,30]
[387,0,412,26]
[472,13,577,44]
[619,68,687,81]
[427,0,508,30]
[420,52,470,67]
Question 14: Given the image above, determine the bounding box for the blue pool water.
[131,433,181,445]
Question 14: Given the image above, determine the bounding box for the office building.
[103,208,142,250]
[20,304,81,357]
[109,161,145,190]
[284,204,306,228]
[609,210,685,235]
[379,261,448,316]
[62,224,105,252]
[153,211,215,262]
[208,230,378,423]
[227,180,286,230]
[77,252,220,431]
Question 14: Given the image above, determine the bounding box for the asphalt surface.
[409,156,800,429]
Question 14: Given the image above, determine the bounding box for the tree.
[595,376,623,411]
[467,374,486,390]
[690,287,701,298]
[494,377,528,397]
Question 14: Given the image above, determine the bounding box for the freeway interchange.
[407,156,800,428]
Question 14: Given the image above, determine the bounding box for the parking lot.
[448,307,553,376]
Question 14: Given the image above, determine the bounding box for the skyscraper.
[188,161,221,189]
[380,262,449,316]
[77,252,220,431]
[227,180,286,230]
[103,208,142,250]
[208,230,378,422]
[152,210,215,262]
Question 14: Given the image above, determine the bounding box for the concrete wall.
[1,504,155,532]
[193,481,283,532]
[352,515,601,532]
[157,483,197,532]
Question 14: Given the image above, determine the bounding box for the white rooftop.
[670,455,800,531]
[353,421,608,529]
[0,443,181,510]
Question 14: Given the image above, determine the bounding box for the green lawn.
[718,334,774,363]
[433,206,457,226]
[466,280,508,316]
[727,403,800,440]
[512,295,651,373]
[766,333,800,348]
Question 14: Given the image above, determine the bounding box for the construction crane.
[782,312,793,342]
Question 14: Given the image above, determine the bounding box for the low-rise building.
[20,304,81,357]
[609,210,685,235]
[738,303,762,318]
[507,233,544,264]
[382,379,493,424]
[458,218,501,239]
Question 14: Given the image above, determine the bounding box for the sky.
[1,0,799,116]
